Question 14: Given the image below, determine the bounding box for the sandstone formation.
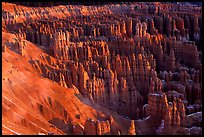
[83,118,111,135]
[128,120,136,135]
[2,2,202,135]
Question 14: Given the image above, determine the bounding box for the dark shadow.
[4,40,20,55]
[48,118,73,135]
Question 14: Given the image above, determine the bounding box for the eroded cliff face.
[2,2,202,135]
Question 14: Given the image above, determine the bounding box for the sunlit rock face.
[2,2,202,135]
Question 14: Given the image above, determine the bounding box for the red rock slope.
[2,31,131,135]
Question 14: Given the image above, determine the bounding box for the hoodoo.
[2,2,202,135]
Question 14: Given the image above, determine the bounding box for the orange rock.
[128,120,136,135]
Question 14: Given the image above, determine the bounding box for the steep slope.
[2,2,202,135]
[2,31,131,135]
